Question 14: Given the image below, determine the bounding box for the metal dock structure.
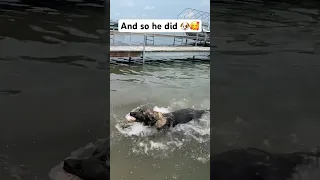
[110,8,210,63]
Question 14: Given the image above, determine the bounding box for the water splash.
[114,103,210,163]
[115,122,157,137]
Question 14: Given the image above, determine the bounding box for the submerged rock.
[49,138,109,180]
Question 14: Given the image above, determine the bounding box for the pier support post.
[142,33,146,64]
[112,30,115,45]
[204,35,207,47]
[195,33,199,46]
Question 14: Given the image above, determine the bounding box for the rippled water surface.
[2,0,320,179]
[0,1,107,179]
[210,1,320,179]
[211,0,320,162]
[110,63,210,180]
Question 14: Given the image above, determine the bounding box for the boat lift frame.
[174,8,210,46]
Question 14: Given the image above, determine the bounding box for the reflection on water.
[0,0,106,68]
[211,0,320,158]
[211,1,320,179]
[0,1,107,179]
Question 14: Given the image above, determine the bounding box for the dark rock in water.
[49,138,109,180]
[62,139,109,180]
[63,158,108,180]
[211,148,320,180]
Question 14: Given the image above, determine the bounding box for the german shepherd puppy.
[126,108,208,130]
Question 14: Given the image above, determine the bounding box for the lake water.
[0,1,107,179]
[2,0,320,179]
[211,0,320,167]
[110,62,210,180]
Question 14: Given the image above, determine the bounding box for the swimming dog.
[126,108,208,130]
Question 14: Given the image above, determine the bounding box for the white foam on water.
[115,103,210,163]
[115,122,157,137]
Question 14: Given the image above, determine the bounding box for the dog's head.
[126,108,163,127]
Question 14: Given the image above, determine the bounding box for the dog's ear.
[142,109,158,125]
[144,110,154,119]
[143,109,153,116]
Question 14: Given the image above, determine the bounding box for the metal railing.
[110,25,210,64]
[110,30,210,47]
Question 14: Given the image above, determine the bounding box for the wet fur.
[129,108,208,130]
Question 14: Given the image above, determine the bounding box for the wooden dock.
[110,30,210,63]
[110,45,210,59]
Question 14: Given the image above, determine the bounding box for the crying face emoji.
[180,22,190,30]
[190,21,200,31]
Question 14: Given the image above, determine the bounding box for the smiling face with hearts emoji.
[190,21,200,31]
